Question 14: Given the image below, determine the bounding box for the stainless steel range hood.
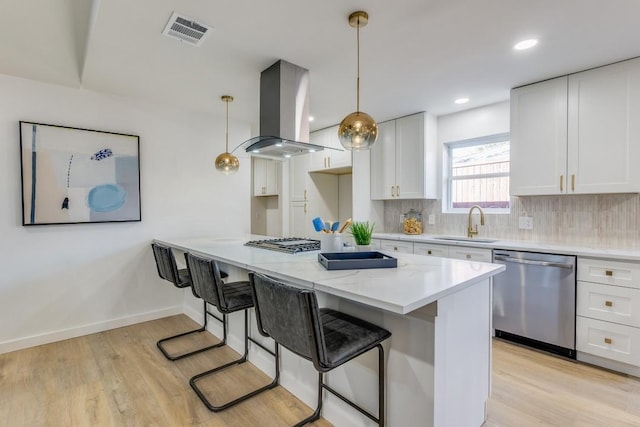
[240,60,325,159]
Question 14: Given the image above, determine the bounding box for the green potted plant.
[349,221,375,251]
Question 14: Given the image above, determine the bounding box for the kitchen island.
[154,235,505,427]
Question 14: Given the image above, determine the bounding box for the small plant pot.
[355,244,372,252]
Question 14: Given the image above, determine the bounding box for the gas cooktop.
[244,237,320,254]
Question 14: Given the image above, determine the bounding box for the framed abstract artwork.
[19,121,141,225]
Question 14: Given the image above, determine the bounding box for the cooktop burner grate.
[244,237,320,254]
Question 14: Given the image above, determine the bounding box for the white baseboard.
[0,305,183,355]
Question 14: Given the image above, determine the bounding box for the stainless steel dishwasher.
[492,249,577,358]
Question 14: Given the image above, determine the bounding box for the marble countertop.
[154,235,505,315]
[373,233,640,261]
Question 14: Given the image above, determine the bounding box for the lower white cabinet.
[576,257,640,372]
[447,246,492,263]
[414,242,449,258]
[576,316,640,366]
[380,239,414,254]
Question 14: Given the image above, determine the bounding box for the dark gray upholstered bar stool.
[248,272,391,427]
[151,242,228,361]
[184,252,279,412]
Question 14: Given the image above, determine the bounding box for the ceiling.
[3,0,640,132]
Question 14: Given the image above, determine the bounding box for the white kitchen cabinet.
[576,257,640,374]
[567,58,640,194]
[511,57,640,196]
[379,239,413,254]
[290,200,312,238]
[510,77,568,196]
[370,112,438,200]
[289,154,310,202]
[447,246,492,263]
[413,242,449,258]
[309,125,351,172]
[253,158,279,196]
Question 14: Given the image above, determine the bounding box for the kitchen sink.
[433,236,498,243]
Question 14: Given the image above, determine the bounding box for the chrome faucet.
[467,205,485,238]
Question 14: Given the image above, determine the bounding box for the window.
[445,133,510,213]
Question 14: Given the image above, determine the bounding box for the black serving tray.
[318,251,397,270]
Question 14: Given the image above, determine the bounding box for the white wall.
[438,101,510,143]
[0,74,251,353]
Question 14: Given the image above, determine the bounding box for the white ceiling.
[3,0,640,132]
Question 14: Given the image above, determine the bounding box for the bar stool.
[184,252,279,412]
[248,272,391,426]
[151,242,227,361]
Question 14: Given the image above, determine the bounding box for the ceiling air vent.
[162,12,213,47]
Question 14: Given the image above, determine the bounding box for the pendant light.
[215,95,240,174]
[338,11,378,151]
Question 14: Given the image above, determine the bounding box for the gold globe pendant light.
[215,95,240,174]
[338,11,378,151]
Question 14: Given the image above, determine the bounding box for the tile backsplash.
[383,194,640,249]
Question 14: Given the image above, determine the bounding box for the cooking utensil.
[331,221,340,232]
[338,218,352,234]
[312,217,325,232]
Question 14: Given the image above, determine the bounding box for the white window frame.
[443,133,510,214]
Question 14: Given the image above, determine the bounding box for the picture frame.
[19,121,141,226]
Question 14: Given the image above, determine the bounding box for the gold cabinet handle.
[304,203,307,214]
[304,189,307,200]
[605,300,613,307]
[604,337,612,345]
[396,185,400,197]
[328,157,331,168]
[391,186,395,197]
[605,270,613,276]
[571,174,575,192]
[560,175,564,192]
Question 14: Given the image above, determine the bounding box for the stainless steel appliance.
[493,250,577,358]
[244,237,320,254]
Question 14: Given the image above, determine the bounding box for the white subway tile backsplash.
[383,194,640,249]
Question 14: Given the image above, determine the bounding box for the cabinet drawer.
[414,242,448,257]
[447,246,492,263]
[578,258,640,289]
[577,281,640,327]
[380,240,413,254]
[576,316,640,367]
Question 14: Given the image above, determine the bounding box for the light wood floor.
[1,315,639,426]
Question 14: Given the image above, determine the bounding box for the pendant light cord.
[356,16,360,113]
[225,99,229,153]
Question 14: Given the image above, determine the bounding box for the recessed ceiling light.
[514,39,538,50]
[284,154,292,158]
[309,116,315,122]
[455,97,469,105]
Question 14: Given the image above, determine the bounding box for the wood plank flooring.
[485,339,640,427]
[1,315,639,426]
[0,315,330,427]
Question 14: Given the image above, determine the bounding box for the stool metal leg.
[294,372,324,427]
[189,309,280,412]
[157,300,226,361]
[295,344,386,426]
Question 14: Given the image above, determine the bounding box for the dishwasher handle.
[493,255,574,269]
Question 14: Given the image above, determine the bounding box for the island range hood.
[240,60,325,159]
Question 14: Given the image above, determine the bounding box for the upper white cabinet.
[510,77,568,195]
[309,125,352,172]
[511,58,640,196]
[370,112,438,200]
[253,158,279,196]
[289,154,310,202]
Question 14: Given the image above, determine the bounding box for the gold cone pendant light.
[338,11,378,151]
[215,95,240,174]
